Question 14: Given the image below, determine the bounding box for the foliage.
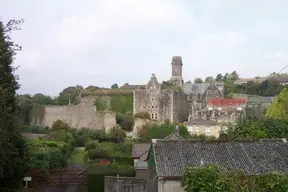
[22,125,49,134]
[111,83,118,89]
[108,125,126,139]
[71,128,107,147]
[182,165,230,192]
[134,111,151,120]
[94,96,108,111]
[0,18,30,191]
[28,139,71,170]
[182,165,288,192]
[138,123,191,142]
[56,85,83,105]
[51,119,70,131]
[87,164,135,192]
[194,78,203,83]
[266,88,288,120]
[110,95,133,114]
[220,117,288,140]
[116,113,134,131]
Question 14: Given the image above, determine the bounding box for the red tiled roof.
[207,98,246,107]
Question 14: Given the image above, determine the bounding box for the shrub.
[108,126,126,139]
[22,125,49,134]
[51,119,69,131]
[111,155,134,165]
[116,113,134,131]
[85,141,98,151]
[87,148,111,160]
[134,112,151,120]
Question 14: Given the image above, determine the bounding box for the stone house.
[133,73,188,123]
[147,139,288,192]
[182,80,224,115]
[185,119,221,138]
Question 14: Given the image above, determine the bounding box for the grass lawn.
[68,147,86,165]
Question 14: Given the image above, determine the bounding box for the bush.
[87,164,135,192]
[108,126,126,139]
[51,119,69,131]
[134,112,151,120]
[116,113,134,131]
[72,128,107,147]
[87,148,111,160]
[22,125,49,134]
[111,155,134,166]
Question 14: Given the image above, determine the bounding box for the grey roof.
[152,139,288,177]
[164,131,183,140]
[131,143,151,158]
[183,82,210,95]
[187,119,217,125]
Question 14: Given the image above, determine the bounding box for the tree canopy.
[0,19,29,191]
[266,88,288,120]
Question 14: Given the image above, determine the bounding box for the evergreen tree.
[0,19,28,191]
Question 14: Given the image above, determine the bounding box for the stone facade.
[104,176,148,192]
[133,73,188,123]
[185,119,222,138]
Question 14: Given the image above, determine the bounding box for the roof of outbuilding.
[131,143,151,158]
[152,139,288,177]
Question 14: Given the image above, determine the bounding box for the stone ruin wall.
[104,176,148,192]
[38,99,116,132]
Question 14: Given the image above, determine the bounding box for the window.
[207,90,210,96]
[152,106,154,108]
[205,127,211,135]
[151,114,154,119]
[197,93,201,100]
[155,114,158,119]
[188,126,193,132]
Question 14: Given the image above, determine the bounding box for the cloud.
[1,0,288,96]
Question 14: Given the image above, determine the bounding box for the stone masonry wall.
[40,104,116,132]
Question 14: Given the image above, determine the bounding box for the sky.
[1,0,288,96]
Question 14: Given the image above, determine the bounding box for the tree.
[111,83,118,89]
[0,19,29,190]
[194,78,203,83]
[215,73,223,82]
[123,83,129,86]
[56,85,83,105]
[266,88,288,120]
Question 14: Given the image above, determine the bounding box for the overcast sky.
[1,0,288,96]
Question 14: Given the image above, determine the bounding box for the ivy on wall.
[29,103,45,124]
[94,97,108,111]
[110,95,133,115]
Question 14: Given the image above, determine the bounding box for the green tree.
[194,78,203,83]
[56,85,83,105]
[215,73,223,82]
[111,83,118,89]
[31,93,54,105]
[267,88,288,120]
[0,19,29,191]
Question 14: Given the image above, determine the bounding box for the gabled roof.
[186,119,217,126]
[164,131,183,140]
[152,139,288,177]
[131,143,151,158]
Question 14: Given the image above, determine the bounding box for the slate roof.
[152,139,288,177]
[183,82,210,95]
[186,119,217,125]
[131,143,151,158]
[164,131,183,140]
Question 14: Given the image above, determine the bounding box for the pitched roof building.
[147,139,288,192]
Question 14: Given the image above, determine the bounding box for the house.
[185,119,220,138]
[183,80,224,114]
[147,139,288,192]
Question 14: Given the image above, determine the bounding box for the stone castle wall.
[39,104,116,132]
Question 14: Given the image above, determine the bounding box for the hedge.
[87,164,135,192]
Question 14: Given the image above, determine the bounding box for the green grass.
[68,147,86,165]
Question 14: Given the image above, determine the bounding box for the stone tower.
[170,56,184,87]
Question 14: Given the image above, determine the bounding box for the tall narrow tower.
[170,56,184,87]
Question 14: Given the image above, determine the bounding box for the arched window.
[197,93,201,100]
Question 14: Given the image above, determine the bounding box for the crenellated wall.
[38,103,116,132]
